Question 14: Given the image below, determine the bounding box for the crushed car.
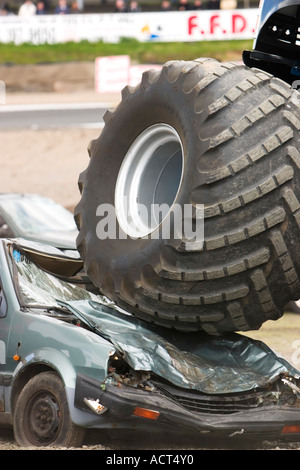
[0,193,78,249]
[0,238,300,447]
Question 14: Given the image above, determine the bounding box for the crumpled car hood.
[12,240,299,396]
[60,299,300,395]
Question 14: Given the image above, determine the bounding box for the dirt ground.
[0,61,96,93]
[1,62,121,211]
[1,126,102,211]
[1,63,300,450]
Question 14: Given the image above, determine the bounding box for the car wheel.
[13,371,85,447]
[75,58,300,334]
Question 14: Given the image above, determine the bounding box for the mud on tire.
[75,58,300,335]
[13,372,85,447]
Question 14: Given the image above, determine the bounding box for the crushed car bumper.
[75,373,300,440]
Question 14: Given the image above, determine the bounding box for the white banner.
[95,55,131,93]
[0,9,258,45]
[95,56,162,92]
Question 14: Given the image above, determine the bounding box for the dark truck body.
[243,0,300,85]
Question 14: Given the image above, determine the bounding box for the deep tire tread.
[75,58,300,334]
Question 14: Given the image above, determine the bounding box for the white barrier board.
[95,56,162,93]
[0,9,258,45]
[95,55,131,93]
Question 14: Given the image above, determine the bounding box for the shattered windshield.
[12,248,99,308]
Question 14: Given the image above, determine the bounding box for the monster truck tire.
[75,58,300,335]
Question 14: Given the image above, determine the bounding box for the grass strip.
[0,38,253,65]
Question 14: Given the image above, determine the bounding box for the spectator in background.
[220,0,237,8]
[128,0,141,12]
[18,0,37,16]
[0,2,14,14]
[55,0,70,13]
[177,0,190,10]
[36,1,46,14]
[114,0,127,12]
[161,0,171,10]
[70,1,80,12]
[208,0,220,8]
[192,0,203,9]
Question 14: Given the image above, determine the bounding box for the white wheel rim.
[115,124,184,238]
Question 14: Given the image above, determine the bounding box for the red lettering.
[188,15,198,35]
[210,15,221,34]
[232,14,247,33]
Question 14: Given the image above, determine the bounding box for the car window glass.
[1,197,76,234]
[13,250,98,307]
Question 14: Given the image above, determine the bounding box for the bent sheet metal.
[60,299,300,395]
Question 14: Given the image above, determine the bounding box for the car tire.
[75,58,300,334]
[13,371,85,447]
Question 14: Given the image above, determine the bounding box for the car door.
[0,283,9,413]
